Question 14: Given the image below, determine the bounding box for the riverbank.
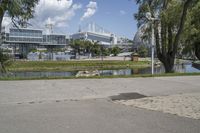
[7,60,150,72]
[193,61,200,70]
[0,72,200,81]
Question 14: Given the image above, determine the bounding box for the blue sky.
[71,0,139,39]
[3,0,139,39]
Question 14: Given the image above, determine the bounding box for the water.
[0,64,199,79]
[99,64,200,76]
[2,71,77,78]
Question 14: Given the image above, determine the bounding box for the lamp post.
[145,12,158,75]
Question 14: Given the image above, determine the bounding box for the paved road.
[0,99,200,133]
[0,76,200,104]
[0,76,200,133]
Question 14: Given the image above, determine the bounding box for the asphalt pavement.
[0,76,200,133]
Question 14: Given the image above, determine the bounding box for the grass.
[0,72,200,81]
[2,60,199,81]
[194,61,200,64]
[7,60,150,72]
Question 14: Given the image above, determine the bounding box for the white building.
[71,22,118,47]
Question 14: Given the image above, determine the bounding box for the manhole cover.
[110,92,147,101]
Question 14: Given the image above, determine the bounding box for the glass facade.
[43,35,66,45]
[3,28,67,45]
[8,28,43,43]
[10,29,42,37]
[87,33,111,43]
[71,32,112,44]
[2,28,68,56]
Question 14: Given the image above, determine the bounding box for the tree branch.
[173,0,193,55]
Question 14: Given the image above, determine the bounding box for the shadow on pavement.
[110,92,147,101]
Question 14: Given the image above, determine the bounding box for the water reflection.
[0,64,199,78]
[2,71,77,79]
[99,64,200,76]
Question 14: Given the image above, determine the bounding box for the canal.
[1,63,199,79]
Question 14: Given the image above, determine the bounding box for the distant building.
[1,27,68,57]
[70,22,134,51]
[0,22,133,59]
[71,22,119,47]
[43,34,67,48]
[1,27,43,56]
[71,32,117,46]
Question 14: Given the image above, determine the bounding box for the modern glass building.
[1,27,68,57]
[71,32,117,46]
[43,34,66,46]
[9,28,43,43]
[70,23,118,46]
[2,28,43,56]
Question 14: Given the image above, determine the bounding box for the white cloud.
[120,10,126,15]
[32,0,82,29]
[36,0,73,13]
[81,1,97,21]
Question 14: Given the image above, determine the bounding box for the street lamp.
[145,12,159,75]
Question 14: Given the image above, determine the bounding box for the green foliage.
[135,0,197,73]
[29,48,37,53]
[111,46,121,56]
[91,42,101,56]
[138,45,148,57]
[70,39,83,57]
[8,60,149,72]
[102,48,110,56]
[70,40,112,57]
[182,1,200,60]
[0,0,39,26]
[0,49,11,73]
[52,48,65,52]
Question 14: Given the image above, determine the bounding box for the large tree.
[0,0,39,32]
[135,0,198,73]
[0,0,39,73]
[182,1,200,60]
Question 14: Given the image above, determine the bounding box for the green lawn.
[8,60,150,72]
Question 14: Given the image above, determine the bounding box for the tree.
[138,45,148,57]
[182,1,200,60]
[0,49,11,73]
[83,40,93,58]
[0,0,39,32]
[103,48,110,56]
[111,46,121,56]
[91,42,101,56]
[135,0,198,73]
[0,0,38,72]
[70,39,83,59]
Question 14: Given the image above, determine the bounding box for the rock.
[76,70,100,77]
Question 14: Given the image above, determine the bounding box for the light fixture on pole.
[145,12,158,75]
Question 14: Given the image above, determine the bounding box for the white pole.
[151,21,155,75]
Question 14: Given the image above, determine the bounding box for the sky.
[2,0,139,39]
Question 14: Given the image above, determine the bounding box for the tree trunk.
[195,43,200,60]
[155,0,193,73]
[0,62,6,73]
[0,12,4,42]
[163,57,175,73]
[158,52,175,73]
